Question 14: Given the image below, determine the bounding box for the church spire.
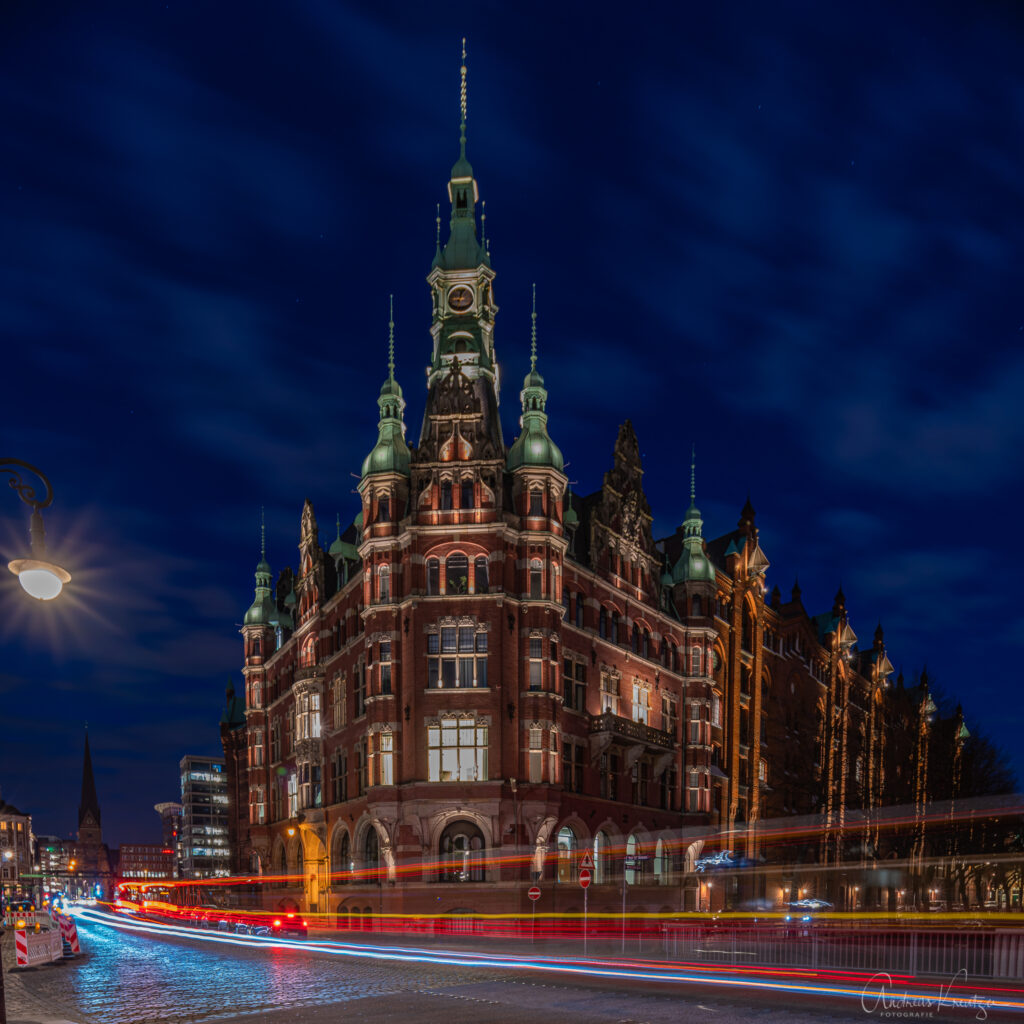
[673,444,715,583]
[244,510,275,625]
[78,729,101,830]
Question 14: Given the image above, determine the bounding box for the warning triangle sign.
[579,849,594,871]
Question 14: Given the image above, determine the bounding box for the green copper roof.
[508,288,563,472]
[362,298,411,479]
[244,531,276,625]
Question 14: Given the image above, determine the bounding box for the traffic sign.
[528,886,541,902]
[579,867,592,889]
[579,849,594,872]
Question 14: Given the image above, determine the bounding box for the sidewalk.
[1,928,85,1024]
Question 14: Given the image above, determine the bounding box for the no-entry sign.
[528,886,541,901]
[579,867,592,889]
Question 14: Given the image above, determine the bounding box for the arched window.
[427,558,440,595]
[599,606,608,639]
[529,559,543,600]
[333,831,351,883]
[642,629,651,660]
[446,553,469,594]
[575,593,584,629]
[440,480,453,511]
[594,831,609,885]
[632,623,640,654]
[474,555,489,593]
[460,479,474,509]
[556,826,576,884]
[659,638,668,667]
[670,643,678,673]
[300,635,317,668]
[377,565,390,603]
[364,827,380,877]
[439,820,486,882]
[611,611,620,645]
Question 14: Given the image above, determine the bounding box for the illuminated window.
[250,730,264,768]
[632,681,650,725]
[439,820,485,882]
[600,670,619,714]
[690,646,702,676]
[379,641,392,695]
[625,834,643,885]
[333,676,346,729]
[661,695,677,736]
[594,831,609,884]
[377,565,390,603]
[427,715,488,782]
[378,731,394,786]
[287,773,298,817]
[711,694,721,728]
[562,657,586,711]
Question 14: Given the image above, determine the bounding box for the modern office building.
[178,756,230,878]
[119,844,175,880]
[154,801,183,877]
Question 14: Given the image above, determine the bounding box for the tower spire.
[530,282,538,372]
[459,37,467,158]
[690,443,696,507]
[78,729,101,830]
[260,506,266,561]
[388,293,395,381]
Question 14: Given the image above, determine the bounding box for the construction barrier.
[58,912,81,955]
[14,927,63,968]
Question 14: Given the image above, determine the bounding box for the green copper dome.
[244,549,275,625]
[362,304,411,479]
[507,291,563,472]
[672,450,716,584]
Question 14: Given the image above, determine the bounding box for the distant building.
[0,796,33,904]
[179,756,230,878]
[219,679,248,874]
[119,844,175,880]
[69,731,113,901]
[154,801,183,878]
[35,834,70,903]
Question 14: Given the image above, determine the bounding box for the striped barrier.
[58,912,81,955]
[14,927,63,968]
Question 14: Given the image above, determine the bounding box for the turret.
[361,297,411,480]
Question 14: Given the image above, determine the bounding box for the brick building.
[225,61,965,923]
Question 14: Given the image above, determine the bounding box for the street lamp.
[3,458,71,600]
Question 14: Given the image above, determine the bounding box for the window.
[355,663,366,717]
[690,646,702,676]
[441,480,453,510]
[250,730,264,768]
[427,624,488,688]
[556,826,576,883]
[654,838,666,884]
[600,751,619,800]
[378,495,390,522]
[662,695,677,736]
[474,555,488,593]
[594,831,609,884]
[529,559,542,599]
[575,593,584,628]
[528,637,544,690]
[562,740,584,793]
[625,834,643,885]
[379,641,392,695]
[311,692,321,738]
[446,553,469,594]
[632,623,640,653]
[759,758,767,784]
[287,772,298,817]
[379,732,394,786]
[631,759,649,804]
[333,676,346,729]
[270,721,281,763]
[711,694,721,728]
[428,715,488,782]
[689,703,708,745]
[611,611,620,645]
[427,558,440,595]
[529,726,544,783]
[251,785,266,825]
[529,489,543,516]
[563,658,587,711]
[460,479,474,509]
[332,750,348,803]
[377,565,390,603]
[632,682,650,725]
[599,606,608,639]
[600,670,619,714]
[355,740,367,796]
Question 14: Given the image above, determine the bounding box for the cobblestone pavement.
[3,919,1007,1024]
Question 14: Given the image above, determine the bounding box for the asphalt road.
[2,914,1009,1024]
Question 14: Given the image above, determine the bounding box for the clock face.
[448,286,473,312]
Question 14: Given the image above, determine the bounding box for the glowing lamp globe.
[8,557,71,600]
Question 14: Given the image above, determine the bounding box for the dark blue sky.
[2,1,1021,848]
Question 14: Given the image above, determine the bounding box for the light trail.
[72,905,1024,1015]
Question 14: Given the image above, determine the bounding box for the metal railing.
[663,923,1024,980]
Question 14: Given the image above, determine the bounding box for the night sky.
[2,2,1022,850]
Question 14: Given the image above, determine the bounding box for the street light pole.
[0,459,70,1024]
